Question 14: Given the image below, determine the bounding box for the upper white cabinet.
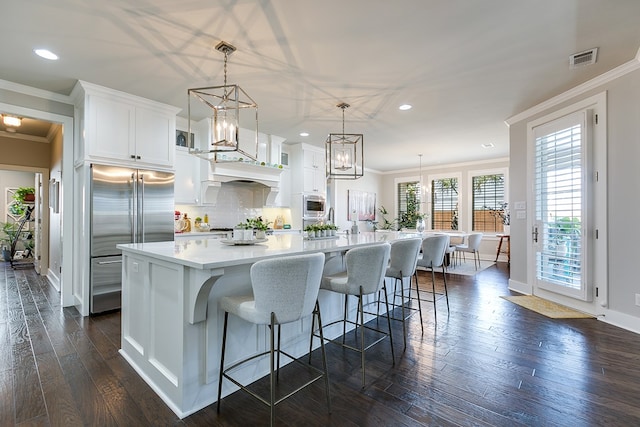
[72,81,180,169]
[291,143,326,194]
[174,147,203,204]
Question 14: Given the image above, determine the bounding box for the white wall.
[329,170,384,233]
[508,62,640,332]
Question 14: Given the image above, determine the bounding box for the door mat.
[500,295,595,319]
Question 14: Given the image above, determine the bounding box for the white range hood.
[200,161,283,206]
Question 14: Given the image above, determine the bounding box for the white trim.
[392,175,421,227]
[0,101,75,308]
[525,92,607,314]
[0,79,72,104]
[465,167,509,234]
[506,48,640,126]
[508,278,532,295]
[427,171,463,231]
[381,156,510,175]
[599,308,640,335]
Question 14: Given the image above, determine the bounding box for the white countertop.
[119,231,419,270]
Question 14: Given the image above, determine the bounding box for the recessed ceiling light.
[3,115,21,127]
[481,143,495,148]
[399,104,412,111]
[33,48,59,60]
[299,132,309,137]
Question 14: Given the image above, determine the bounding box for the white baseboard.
[598,308,640,335]
[47,268,61,292]
[508,278,531,295]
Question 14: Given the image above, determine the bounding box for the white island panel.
[118,232,419,418]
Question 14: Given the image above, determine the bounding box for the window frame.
[466,167,509,235]
[427,171,462,231]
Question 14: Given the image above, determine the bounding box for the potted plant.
[10,187,35,217]
[1,222,18,261]
[304,224,317,238]
[13,187,35,203]
[245,216,272,239]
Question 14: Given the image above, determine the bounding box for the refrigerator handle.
[139,173,145,243]
[131,172,137,242]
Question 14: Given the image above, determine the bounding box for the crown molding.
[0,79,72,104]
[505,47,640,126]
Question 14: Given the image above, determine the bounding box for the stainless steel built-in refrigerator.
[90,164,174,314]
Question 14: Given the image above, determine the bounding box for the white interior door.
[531,110,592,301]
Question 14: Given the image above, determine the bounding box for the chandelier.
[188,41,258,161]
[325,102,364,179]
[417,153,427,212]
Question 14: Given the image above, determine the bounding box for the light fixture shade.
[326,102,364,179]
[187,85,258,161]
[187,41,258,162]
[326,133,364,179]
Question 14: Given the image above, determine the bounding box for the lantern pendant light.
[188,41,258,162]
[325,102,364,179]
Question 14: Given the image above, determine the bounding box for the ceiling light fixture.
[399,104,412,111]
[326,102,364,180]
[299,132,309,137]
[2,115,22,127]
[33,48,58,60]
[188,41,258,162]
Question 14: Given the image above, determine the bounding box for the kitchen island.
[117,231,414,418]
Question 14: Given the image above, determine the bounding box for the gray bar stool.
[383,237,424,349]
[217,252,330,426]
[416,235,450,321]
[314,243,393,388]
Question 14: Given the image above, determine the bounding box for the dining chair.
[455,232,483,270]
[217,252,330,426]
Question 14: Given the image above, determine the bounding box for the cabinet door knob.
[130,155,136,159]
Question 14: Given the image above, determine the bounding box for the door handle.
[532,225,539,243]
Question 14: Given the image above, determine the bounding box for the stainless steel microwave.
[303,194,326,218]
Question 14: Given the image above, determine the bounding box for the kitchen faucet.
[328,207,335,225]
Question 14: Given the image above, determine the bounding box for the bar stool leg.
[413,271,424,333]
[269,313,276,426]
[431,267,438,322]
[217,311,229,413]
[358,288,366,388]
[314,300,332,412]
[398,276,407,350]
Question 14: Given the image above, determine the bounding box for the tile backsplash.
[175,182,292,228]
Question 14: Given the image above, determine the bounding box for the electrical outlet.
[636,294,640,307]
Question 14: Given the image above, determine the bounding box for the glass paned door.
[533,111,589,300]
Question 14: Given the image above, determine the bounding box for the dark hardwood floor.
[2,260,640,426]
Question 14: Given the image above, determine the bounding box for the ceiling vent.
[569,48,598,69]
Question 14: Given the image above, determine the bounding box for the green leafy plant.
[14,187,35,203]
[10,187,35,217]
[244,216,272,231]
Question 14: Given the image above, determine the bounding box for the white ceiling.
[2,0,640,172]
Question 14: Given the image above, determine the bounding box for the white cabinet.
[174,148,204,204]
[73,81,179,169]
[291,143,326,195]
[134,107,175,167]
